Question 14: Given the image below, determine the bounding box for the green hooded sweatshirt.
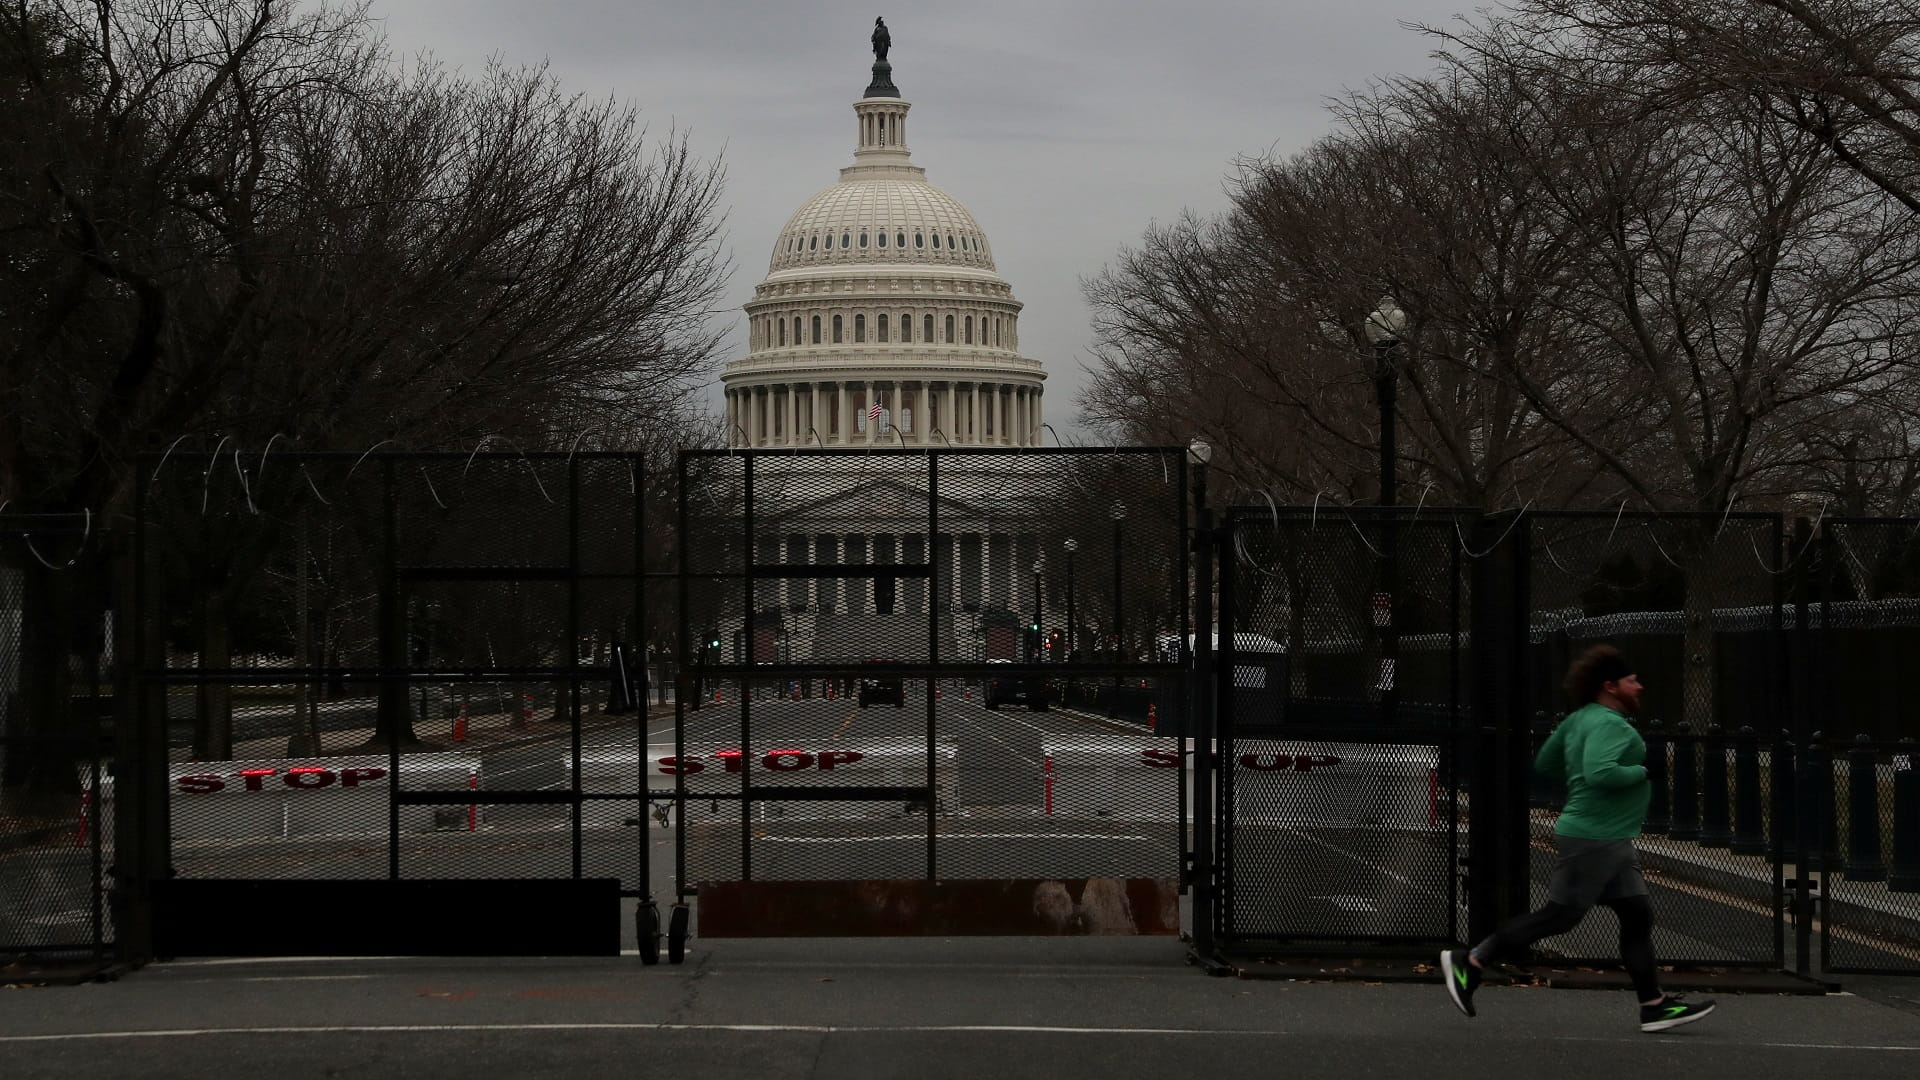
[1534,701,1650,840]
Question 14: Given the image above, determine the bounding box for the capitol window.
[900,313,911,342]
[915,233,924,248]
[877,314,888,342]
[965,316,973,344]
[793,317,802,344]
[945,315,954,343]
[877,232,886,248]
[841,233,850,248]
[811,316,821,344]
[948,234,956,250]
[854,314,865,343]
[931,234,940,248]
[924,314,933,341]
[833,315,842,343]
[809,235,817,250]
[778,319,786,346]
[896,232,906,248]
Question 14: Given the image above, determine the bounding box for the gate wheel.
[638,900,661,965]
[667,902,691,964]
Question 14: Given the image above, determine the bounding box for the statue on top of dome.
[871,17,890,62]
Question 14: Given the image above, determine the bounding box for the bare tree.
[2,0,728,791]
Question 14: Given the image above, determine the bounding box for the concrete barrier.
[88,753,482,842]
[577,737,958,826]
[1041,735,1440,828]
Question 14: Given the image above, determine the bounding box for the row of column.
[726,379,1042,448]
[756,531,1051,616]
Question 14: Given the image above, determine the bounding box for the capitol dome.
[723,48,1044,448]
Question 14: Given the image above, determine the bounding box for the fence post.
[1731,725,1766,855]
[1844,734,1886,882]
[1808,734,1838,871]
[1891,740,1919,893]
[1643,719,1670,836]
[1700,724,1731,848]
[1670,723,1700,841]
[1772,733,1798,861]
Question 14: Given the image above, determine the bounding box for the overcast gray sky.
[370,1,1479,439]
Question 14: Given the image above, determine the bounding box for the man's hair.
[1564,644,1634,704]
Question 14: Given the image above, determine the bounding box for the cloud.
[370,0,1468,438]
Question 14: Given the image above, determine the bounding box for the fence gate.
[672,447,1191,937]
[0,514,114,969]
[1209,507,1472,951]
[1808,519,1920,975]
[130,451,649,958]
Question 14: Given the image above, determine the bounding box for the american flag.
[868,400,884,421]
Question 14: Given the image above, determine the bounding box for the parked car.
[983,661,1049,711]
[857,658,905,708]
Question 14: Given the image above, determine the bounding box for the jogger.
[1441,644,1715,1033]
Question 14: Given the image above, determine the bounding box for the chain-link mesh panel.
[0,521,115,959]
[1818,736,1920,973]
[1217,509,1465,945]
[136,453,648,907]
[1525,513,1785,967]
[674,448,1189,898]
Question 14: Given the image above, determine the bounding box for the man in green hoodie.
[1440,644,1716,1033]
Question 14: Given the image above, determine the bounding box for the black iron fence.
[1205,506,1920,976]
[0,515,115,969]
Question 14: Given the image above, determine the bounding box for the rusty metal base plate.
[696,878,1181,937]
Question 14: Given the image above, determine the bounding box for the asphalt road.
[5,939,1920,1080]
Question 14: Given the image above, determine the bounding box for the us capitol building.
[721,25,1045,448]
[712,21,1056,664]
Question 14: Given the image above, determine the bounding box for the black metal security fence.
[122,451,657,958]
[0,514,115,968]
[669,446,1193,935]
[1203,507,1920,976]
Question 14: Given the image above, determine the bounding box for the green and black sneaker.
[1640,995,1715,1033]
[1440,948,1480,1017]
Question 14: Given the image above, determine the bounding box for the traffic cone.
[1148,703,1157,732]
[451,702,468,742]
[521,692,534,724]
[715,686,725,703]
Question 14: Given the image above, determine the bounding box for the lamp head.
[1364,295,1408,345]
[1187,438,1212,466]
[1110,500,1127,521]
[1064,538,1078,554]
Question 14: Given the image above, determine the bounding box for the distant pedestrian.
[1441,644,1715,1033]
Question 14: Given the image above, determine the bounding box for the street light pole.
[1110,500,1127,717]
[1063,538,1078,662]
[1187,437,1215,962]
[1031,561,1044,663]
[1364,295,1408,727]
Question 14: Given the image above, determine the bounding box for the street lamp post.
[1110,500,1127,716]
[1030,561,1044,662]
[1063,538,1079,662]
[1364,295,1408,726]
[1187,436,1215,960]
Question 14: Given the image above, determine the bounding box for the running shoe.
[1640,995,1716,1033]
[1440,948,1480,1017]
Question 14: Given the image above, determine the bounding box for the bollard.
[1148,703,1157,731]
[1808,735,1839,871]
[1671,723,1700,841]
[1042,754,1054,815]
[1891,740,1920,892]
[1731,726,1766,855]
[1644,719,1670,836]
[1771,734,1798,861]
[468,768,479,832]
[1845,734,1887,881]
[1700,724,1731,848]
[73,790,91,848]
